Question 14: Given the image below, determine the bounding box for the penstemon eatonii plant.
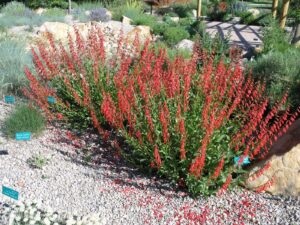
[23,26,299,196]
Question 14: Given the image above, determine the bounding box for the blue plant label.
[15,132,31,141]
[47,96,56,104]
[2,185,19,200]
[234,156,250,166]
[4,96,15,104]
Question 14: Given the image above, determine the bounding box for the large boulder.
[245,119,300,196]
[175,39,194,51]
[126,25,152,44]
[39,22,73,42]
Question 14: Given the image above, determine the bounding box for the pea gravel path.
[0,101,299,225]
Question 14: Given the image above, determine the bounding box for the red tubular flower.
[180,138,186,160]
[217,174,232,195]
[211,156,225,180]
[154,146,162,168]
[254,176,275,193]
[248,162,271,182]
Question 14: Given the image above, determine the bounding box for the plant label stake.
[47,96,56,104]
[234,156,250,166]
[15,132,31,141]
[2,185,19,200]
[4,96,15,104]
[0,150,8,155]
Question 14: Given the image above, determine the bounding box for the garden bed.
[0,101,300,224]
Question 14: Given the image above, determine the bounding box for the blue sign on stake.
[47,96,56,104]
[2,185,19,200]
[4,96,15,104]
[234,156,250,166]
[15,132,31,141]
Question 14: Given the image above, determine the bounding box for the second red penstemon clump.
[24,25,299,196]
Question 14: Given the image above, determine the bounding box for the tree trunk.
[197,0,202,19]
[279,0,290,29]
[272,0,279,18]
[68,0,72,14]
[292,23,300,45]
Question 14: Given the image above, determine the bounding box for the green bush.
[3,104,45,138]
[172,3,193,18]
[261,18,291,54]
[43,7,66,17]
[163,26,190,46]
[0,35,33,96]
[24,0,68,9]
[127,11,157,28]
[250,48,300,108]
[0,1,65,28]
[0,1,28,16]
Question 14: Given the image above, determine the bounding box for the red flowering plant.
[23,26,120,132]
[24,26,299,196]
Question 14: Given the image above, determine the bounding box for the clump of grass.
[27,153,49,169]
[3,104,45,138]
[0,34,33,96]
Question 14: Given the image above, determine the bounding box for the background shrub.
[261,18,291,54]
[163,26,190,46]
[250,48,300,108]
[0,35,33,96]
[89,8,111,22]
[3,104,45,138]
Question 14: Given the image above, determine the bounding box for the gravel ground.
[0,100,300,225]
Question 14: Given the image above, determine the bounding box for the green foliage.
[154,41,192,60]
[3,104,45,138]
[127,10,157,27]
[27,153,49,169]
[163,26,190,46]
[262,18,291,54]
[24,0,68,9]
[0,1,28,16]
[0,1,65,28]
[193,22,231,60]
[43,7,66,17]
[250,48,300,108]
[0,35,33,96]
[110,0,144,21]
[172,3,194,18]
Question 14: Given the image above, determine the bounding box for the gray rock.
[175,39,195,51]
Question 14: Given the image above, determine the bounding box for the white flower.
[50,213,58,221]
[43,217,51,225]
[19,205,25,212]
[66,218,76,225]
[29,220,36,225]
[34,212,41,221]
[23,217,29,223]
[15,215,22,221]
[45,207,54,215]
[25,200,32,207]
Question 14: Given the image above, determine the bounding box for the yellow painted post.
[280,0,290,29]
[272,0,279,18]
[197,0,202,19]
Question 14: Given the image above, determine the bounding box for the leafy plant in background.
[89,8,111,22]
[163,26,190,46]
[250,48,300,109]
[0,35,33,96]
[3,104,45,138]
[0,1,66,28]
[23,26,299,196]
[261,18,291,54]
